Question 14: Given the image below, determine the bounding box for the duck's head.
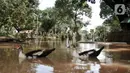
[52,48,55,51]
[14,45,23,51]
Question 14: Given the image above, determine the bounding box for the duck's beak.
[14,45,20,49]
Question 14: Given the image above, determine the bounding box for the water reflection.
[35,64,54,73]
[73,57,100,70]
[85,62,101,73]
[79,42,97,52]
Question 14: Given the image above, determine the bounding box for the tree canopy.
[0,0,39,36]
[55,0,92,32]
[101,0,130,30]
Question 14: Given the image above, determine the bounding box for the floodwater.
[0,40,130,73]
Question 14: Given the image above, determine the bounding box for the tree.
[101,0,130,30]
[55,0,91,32]
[38,8,57,36]
[0,0,39,36]
[103,15,121,32]
[94,25,108,41]
[80,0,130,42]
[100,1,113,19]
[99,0,122,31]
[89,29,95,41]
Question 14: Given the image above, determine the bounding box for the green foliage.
[93,15,121,41]
[39,8,56,34]
[40,17,56,33]
[94,0,122,42]
[100,1,113,19]
[103,15,121,32]
[55,0,91,32]
[94,25,108,41]
[0,0,39,36]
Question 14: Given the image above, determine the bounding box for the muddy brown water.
[0,41,130,73]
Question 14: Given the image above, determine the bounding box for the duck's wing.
[40,48,55,57]
[79,49,95,56]
[25,49,43,56]
[25,48,55,57]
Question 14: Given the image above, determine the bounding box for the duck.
[15,45,55,59]
[79,46,105,58]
